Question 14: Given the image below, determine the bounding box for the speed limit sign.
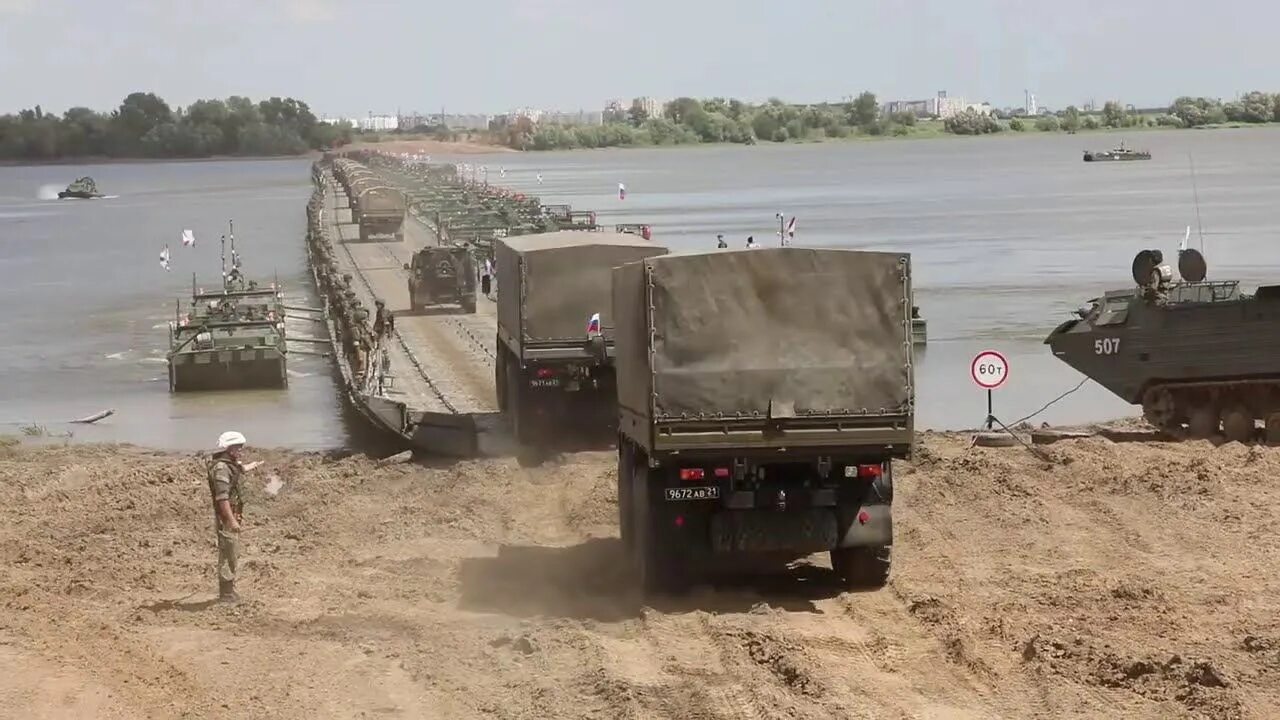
[971,350,1009,390]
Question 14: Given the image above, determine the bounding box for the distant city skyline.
[2,0,1274,118]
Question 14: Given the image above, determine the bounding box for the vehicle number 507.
[1095,337,1121,355]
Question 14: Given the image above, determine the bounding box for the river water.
[4,128,1280,450]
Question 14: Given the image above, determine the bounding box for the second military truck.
[613,247,915,593]
[495,231,667,445]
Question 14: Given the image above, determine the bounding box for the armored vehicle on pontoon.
[167,229,288,392]
[405,246,477,314]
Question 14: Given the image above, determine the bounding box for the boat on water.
[1083,143,1151,162]
[167,223,288,392]
[58,176,105,199]
[911,305,927,346]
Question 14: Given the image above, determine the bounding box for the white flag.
[159,245,171,272]
[181,229,195,247]
[500,166,506,178]
[536,173,543,184]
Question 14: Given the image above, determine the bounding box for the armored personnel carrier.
[58,176,104,199]
[405,246,476,314]
[1045,246,1280,442]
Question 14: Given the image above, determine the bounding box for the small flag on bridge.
[618,182,626,200]
[587,312,601,337]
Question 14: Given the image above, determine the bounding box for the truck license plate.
[529,378,560,388]
[664,486,720,502]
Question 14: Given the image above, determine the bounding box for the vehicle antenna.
[1189,154,1206,252]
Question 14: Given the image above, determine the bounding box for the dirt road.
[2,431,1278,719]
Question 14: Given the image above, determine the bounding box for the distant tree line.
[0,92,352,161]
[496,92,936,150]
[499,90,1280,150]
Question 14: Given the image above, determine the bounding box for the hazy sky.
[1,0,1273,117]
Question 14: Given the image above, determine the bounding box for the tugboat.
[1083,142,1152,162]
[57,176,105,199]
[167,222,288,392]
[911,305,927,346]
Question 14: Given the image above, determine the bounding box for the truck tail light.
[847,464,882,479]
[713,467,730,478]
[679,468,705,481]
[535,367,556,379]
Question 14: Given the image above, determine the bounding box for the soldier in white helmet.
[208,430,248,603]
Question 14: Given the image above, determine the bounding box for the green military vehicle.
[494,231,668,445]
[58,176,104,199]
[613,247,915,594]
[168,268,288,392]
[405,246,476,314]
[349,178,406,242]
[1046,247,1280,443]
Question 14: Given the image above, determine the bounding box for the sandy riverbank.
[2,425,1277,719]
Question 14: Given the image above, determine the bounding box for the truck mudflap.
[837,503,893,548]
[408,411,479,457]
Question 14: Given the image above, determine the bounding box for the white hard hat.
[217,431,247,450]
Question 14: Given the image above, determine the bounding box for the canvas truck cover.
[496,231,667,353]
[614,247,914,429]
[357,186,406,217]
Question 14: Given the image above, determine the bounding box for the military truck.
[1045,247,1280,443]
[351,181,406,242]
[613,247,915,593]
[494,231,668,445]
[405,246,476,314]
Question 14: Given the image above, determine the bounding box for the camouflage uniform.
[207,454,244,592]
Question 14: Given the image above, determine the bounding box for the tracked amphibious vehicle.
[1045,245,1280,442]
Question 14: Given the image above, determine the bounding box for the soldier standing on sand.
[208,431,247,603]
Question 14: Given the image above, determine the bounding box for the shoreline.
[7,122,1279,166]
[512,119,1280,153]
[2,416,1149,455]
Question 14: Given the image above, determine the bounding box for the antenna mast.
[1189,155,1206,251]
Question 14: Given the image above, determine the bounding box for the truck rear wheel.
[830,546,891,590]
[495,351,507,412]
[617,442,633,553]
[506,358,530,444]
[630,456,686,596]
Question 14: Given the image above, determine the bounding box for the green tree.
[1060,105,1081,132]
[847,91,879,129]
[1101,101,1127,128]
[1009,117,1026,131]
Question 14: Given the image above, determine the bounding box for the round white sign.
[971,350,1009,390]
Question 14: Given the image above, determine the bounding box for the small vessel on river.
[1083,143,1151,162]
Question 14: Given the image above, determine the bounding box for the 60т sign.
[971,350,1009,390]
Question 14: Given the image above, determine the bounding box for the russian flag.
[618,182,626,200]
[587,312,601,336]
